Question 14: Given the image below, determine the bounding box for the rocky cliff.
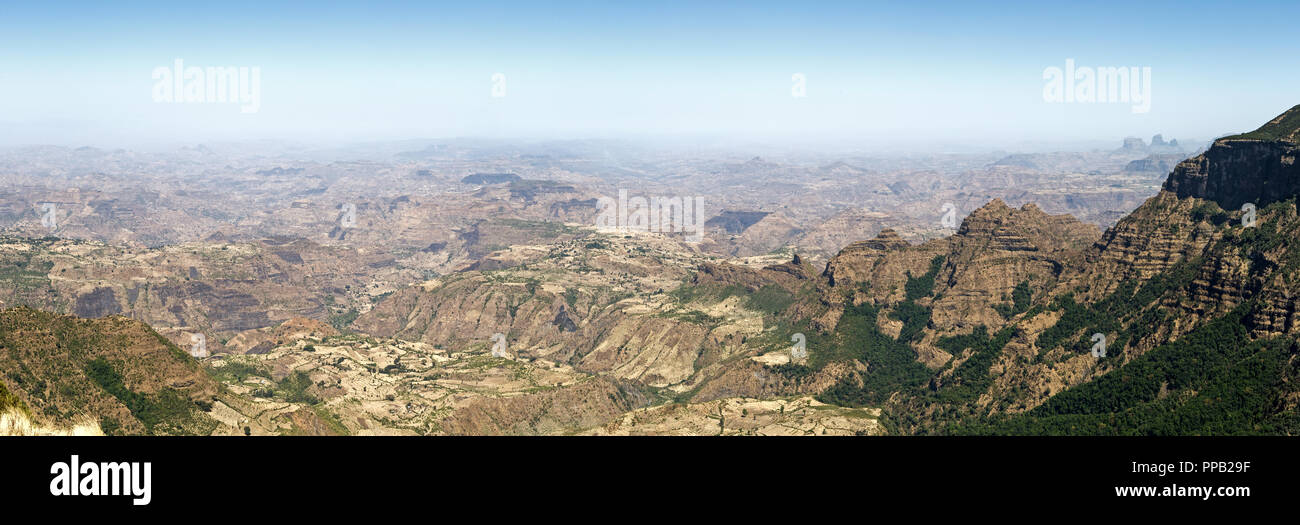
[767,105,1300,435]
[1164,105,1300,210]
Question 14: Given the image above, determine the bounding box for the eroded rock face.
[74,287,121,318]
[702,211,804,258]
[552,306,578,332]
[932,200,1099,331]
[353,234,770,389]
[706,210,770,234]
[0,237,414,353]
[1163,139,1300,211]
[694,259,809,291]
[1080,192,1217,285]
[953,200,1099,254]
[822,228,938,290]
[820,202,1098,333]
[1126,154,1185,173]
[225,317,340,354]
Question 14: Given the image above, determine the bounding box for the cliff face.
[1078,191,1216,286]
[210,105,1300,435]
[820,201,1098,335]
[822,228,945,293]
[931,200,1098,332]
[799,105,1300,435]
[1163,139,1300,210]
[1163,105,1300,210]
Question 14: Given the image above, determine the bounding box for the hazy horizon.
[3,0,1296,150]
[0,133,1212,155]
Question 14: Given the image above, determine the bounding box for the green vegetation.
[312,405,350,435]
[0,379,26,413]
[956,305,1300,435]
[889,301,931,343]
[1035,258,1198,356]
[814,301,933,406]
[904,255,945,301]
[885,256,944,344]
[1227,199,1300,272]
[329,308,360,330]
[930,326,1015,404]
[0,255,53,291]
[85,358,198,434]
[884,256,945,344]
[1222,104,1300,141]
[99,416,121,435]
[490,217,578,237]
[806,256,949,407]
[667,281,798,321]
[744,285,796,315]
[657,309,722,325]
[765,362,815,381]
[993,280,1033,319]
[210,360,270,383]
[1189,201,1229,225]
[276,371,318,404]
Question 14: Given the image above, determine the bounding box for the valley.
[4,111,1298,436]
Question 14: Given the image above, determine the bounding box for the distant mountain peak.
[847,228,910,251]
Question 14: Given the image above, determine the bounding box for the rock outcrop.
[1164,133,1300,210]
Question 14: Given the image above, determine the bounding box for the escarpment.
[1164,105,1300,210]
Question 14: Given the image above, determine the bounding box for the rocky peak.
[854,228,911,251]
[1119,134,1183,154]
[762,254,813,280]
[956,198,1012,230]
[1122,137,1147,151]
[953,199,1098,253]
[821,228,943,288]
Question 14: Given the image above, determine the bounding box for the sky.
[1,0,1297,150]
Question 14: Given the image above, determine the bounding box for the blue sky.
[1,0,1297,149]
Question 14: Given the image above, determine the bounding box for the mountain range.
[4,106,1300,435]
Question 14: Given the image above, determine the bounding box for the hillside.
[840,105,1300,434]
[329,108,1300,435]
[6,107,1300,436]
[0,307,222,434]
[1222,104,1300,142]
